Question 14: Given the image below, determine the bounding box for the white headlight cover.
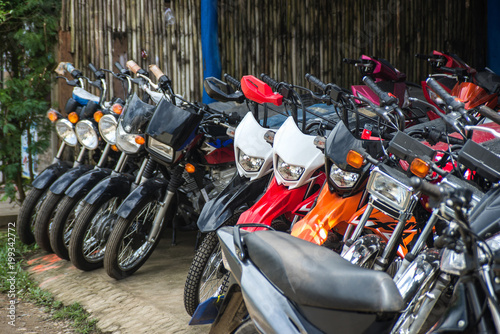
[98,114,118,145]
[238,150,264,172]
[55,118,77,146]
[148,137,174,162]
[116,122,141,154]
[367,170,412,211]
[75,120,99,150]
[277,156,305,181]
[329,163,359,188]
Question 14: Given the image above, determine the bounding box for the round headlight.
[75,120,99,150]
[238,150,264,172]
[55,118,78,146]
[277,156,304,181]
[116,122,141,154]
[98,114,118,145]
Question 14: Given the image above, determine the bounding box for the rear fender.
[197,173,272,233]
[31,160,73,189]
[65,167,113,198]
[83,173,135,205]
[115,177,168,220]
[48,164,93,195]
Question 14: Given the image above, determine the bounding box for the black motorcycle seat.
[244,231,404,313]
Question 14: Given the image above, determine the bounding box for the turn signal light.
[135,136,145,145]
[47,109,58,122]
[94,110,104,122]
[111,145,119,152]
[68,112,79,124]
[185,163,196,173]
[410,158,430,178]
[346,150,364,169]
[112,103,123,115]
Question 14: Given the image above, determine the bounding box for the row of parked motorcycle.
[18,50,500,333]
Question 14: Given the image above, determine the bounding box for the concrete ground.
[17,216,210,333]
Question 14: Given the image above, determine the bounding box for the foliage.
[0,0,61,203]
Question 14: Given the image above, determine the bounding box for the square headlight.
[148,137,174,162]
[367,169,413,212]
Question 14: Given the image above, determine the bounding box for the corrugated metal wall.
[57,0,487,103]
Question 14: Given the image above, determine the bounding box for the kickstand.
[194,231,202,251]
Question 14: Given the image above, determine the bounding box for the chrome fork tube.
[53,142,66,162]
[73,147,87,167]
[394,211,439,281]
[113,152,128,173]
[345,202,374,247]
[96,143,111,168]
[374,212,410,271]
[147,190,175,243]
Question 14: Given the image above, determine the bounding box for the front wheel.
[104,198,161,280]
[49,195,84,260]
[34,191,63,253]
[69,197,121,271]
[17,188,47,245]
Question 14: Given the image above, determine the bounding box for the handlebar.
[362,76,398,106]
[342,58,359,65]
[478,105,500,126]
[223,73,241,90]
[126,60,148,76]
[426,77,473,124]
[305,73,328,91]
[88,63,105,79]
[410,177,444,201]
[148,64,165,81]
[260,73,280,91]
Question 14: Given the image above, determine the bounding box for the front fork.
[147,164,185,244]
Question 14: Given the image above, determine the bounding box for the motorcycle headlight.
[116,122,141,154]
[367,169,412,211]
[55,118,78,146]
[98,115,118,145]
[329,163,360,188]
[238,150,264,172]
[148,137,174,162]
[277,156,304,181]
[75,120,99,150]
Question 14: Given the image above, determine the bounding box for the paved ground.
[24,230,210,334]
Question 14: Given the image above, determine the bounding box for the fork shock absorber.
[147,164,185,244]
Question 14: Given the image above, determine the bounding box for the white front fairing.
[273,117,324,189]
[234,112,274,180]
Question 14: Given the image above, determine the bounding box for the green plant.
[0,0,61,203]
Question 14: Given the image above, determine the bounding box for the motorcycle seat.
[244,230,404,313]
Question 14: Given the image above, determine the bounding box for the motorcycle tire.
[184,212,242,316]
[104,198,162,280]
[69,196,121,271]
[34,191,63,253]
[17,188,47,245]
[234,319,259,334]
[49,195,84,260]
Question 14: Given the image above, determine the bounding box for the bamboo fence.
[58,0,488,102]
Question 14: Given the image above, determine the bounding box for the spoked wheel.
[50,195,85,260]
[184,212,242,316]
[17,188,47,245]
[69,197,121,271]
[104,198,161,280]
[184,231,230,316]
[34,191,63,253]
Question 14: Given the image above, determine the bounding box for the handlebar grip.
[305,73,327,91]
[478,105,500,126]
[66,63,76,73]
[410,177,443,201]
[426,78,463,110]
[260,73,279,91]
[148,64,165,81]
[114,62,124,71]
[224,73,241,90]
[415,54,431,60]
[362,76,397,106]
[126,60,141,74]
[342,58,359,65]
[88,63,98,75]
